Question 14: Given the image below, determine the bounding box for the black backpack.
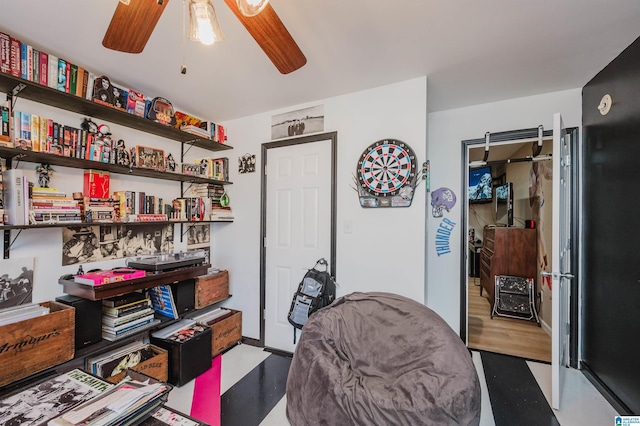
[287,258,337,343]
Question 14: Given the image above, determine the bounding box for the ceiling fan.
[102,0,307,74]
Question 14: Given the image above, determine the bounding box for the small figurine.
[35,163,54,188]
[166,153,176,172]
[81,118,99,134]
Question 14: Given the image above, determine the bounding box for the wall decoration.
[354,139,421,208]
[61,224,174,266]
[430,187,457,218]
[271,105,324,140]
[435,218,456,257]
[187,223,211,266]
[238,153,256,174]
[0,257,34,308]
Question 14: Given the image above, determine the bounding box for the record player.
[126,250,207,272]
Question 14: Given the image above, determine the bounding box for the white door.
[549,113,573,410]
[264,139,333,353]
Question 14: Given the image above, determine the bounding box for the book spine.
[31,47,39,83]
[57,58,66,91]
[48,54,58,89]
[20,42,27,79]
[39,115,47,153]
[13,111,20,145]
[70,64,78,95]
[81,69,89,98]
[3,169,26,225]
[39,51,48,86]
[102,308,153,327]
[103,317,154,335]
[20,111,31,148]
[9,37,20,77]
[103,300,151,317]
[85,72,96,100]
[30,114,39,152]
[76,66,85,96]
[65,61,71,93]
[0,32,10,74]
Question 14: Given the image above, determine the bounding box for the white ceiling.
[1,0,639,123]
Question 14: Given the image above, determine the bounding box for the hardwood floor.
[467,277,551,362]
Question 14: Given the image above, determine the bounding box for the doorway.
[260,132,337,354]
[462,128,554,362]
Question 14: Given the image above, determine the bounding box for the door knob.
[541,271,574,279]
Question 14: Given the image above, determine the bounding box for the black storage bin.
[151,325,212,386]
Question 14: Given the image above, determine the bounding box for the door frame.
[259,131,338,347]
[459,126,580,367]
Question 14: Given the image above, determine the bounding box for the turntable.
[126,250,207,272]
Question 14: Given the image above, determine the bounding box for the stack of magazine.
[0,303,50,326]
[0,368,113,426]
[101,292,159,341]
[47,370,171,426]
[86,341,157,379]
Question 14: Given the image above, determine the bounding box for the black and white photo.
[271,105,324,140]
[0,258,34,309]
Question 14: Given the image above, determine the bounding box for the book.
[69,64,78,95]
[32,47,39,83]
[74,268,146,285]
[2,168,26,225]
[102,291,147,308]
[102,314,155,334]
[0,32,10,74]
[39,50,48,86]
[102,308,154,328]
[0,368,113,426]
[30,113,40,151]
[57,58,66,92]
[102,299,151,317]
[9,37,20,77]
[101,319,160,342]
[48,53,59,89]
[148,285,179,319]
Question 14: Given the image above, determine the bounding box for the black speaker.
[170,279,195,315]
[55,295,103,349]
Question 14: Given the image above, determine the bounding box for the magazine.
[0,369,113,426]
[148,285,178,319]
[140,406,208,426]
[48,376,170,426]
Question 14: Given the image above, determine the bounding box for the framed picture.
[135,145,166,171]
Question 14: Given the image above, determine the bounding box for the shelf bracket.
[4,228,23,259]
[7,83,26,110]
[181,140,199,157]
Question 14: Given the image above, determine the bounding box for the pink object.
[74,268,145,285]
[191,355,222,426]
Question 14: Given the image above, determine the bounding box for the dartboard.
[357,139,417,197]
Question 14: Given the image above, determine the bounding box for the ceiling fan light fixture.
[236,0,269,17]
[188,0,225,45]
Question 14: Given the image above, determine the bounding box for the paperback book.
[74,268,146,285]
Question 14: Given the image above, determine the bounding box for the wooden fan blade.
[102,0,170,54]
[223,0,306,74]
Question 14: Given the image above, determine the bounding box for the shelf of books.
[0,72,232,152]
[59,264,209,300]
[0,146,233,185]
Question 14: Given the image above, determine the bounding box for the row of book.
[1,30,228,146]
[0,32,93,97]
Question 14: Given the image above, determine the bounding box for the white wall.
[426,88,581,332]
[215,78,428,339]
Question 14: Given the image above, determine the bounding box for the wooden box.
[209,309,242,356]
[0,301,75,387]
[195,270,229,309]
[107,344,169,384]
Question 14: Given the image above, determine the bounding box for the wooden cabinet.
[479,226,537,306]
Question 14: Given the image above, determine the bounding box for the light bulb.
[188,0,225,45]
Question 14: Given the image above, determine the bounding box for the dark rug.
[481,351,560,426]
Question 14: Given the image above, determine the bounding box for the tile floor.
[167,344,619,426]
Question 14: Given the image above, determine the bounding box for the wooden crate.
[106,344,169,384]
[195,270,229,309]
[209,309,242,356]
[0,301,75,387]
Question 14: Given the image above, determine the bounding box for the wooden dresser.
[480,226,537,306]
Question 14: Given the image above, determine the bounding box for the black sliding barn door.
[582,35,640,415]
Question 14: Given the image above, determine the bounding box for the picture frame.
[135,145,166,171]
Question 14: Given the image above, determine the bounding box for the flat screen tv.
[495,182,513,227]
[468,166,493,203]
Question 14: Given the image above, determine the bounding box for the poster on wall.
[61,224,174,266]
[0,257,34,308]
[186,224,211,266]
[271,105,324,140]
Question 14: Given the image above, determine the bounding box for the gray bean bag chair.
[286,292,481,426]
